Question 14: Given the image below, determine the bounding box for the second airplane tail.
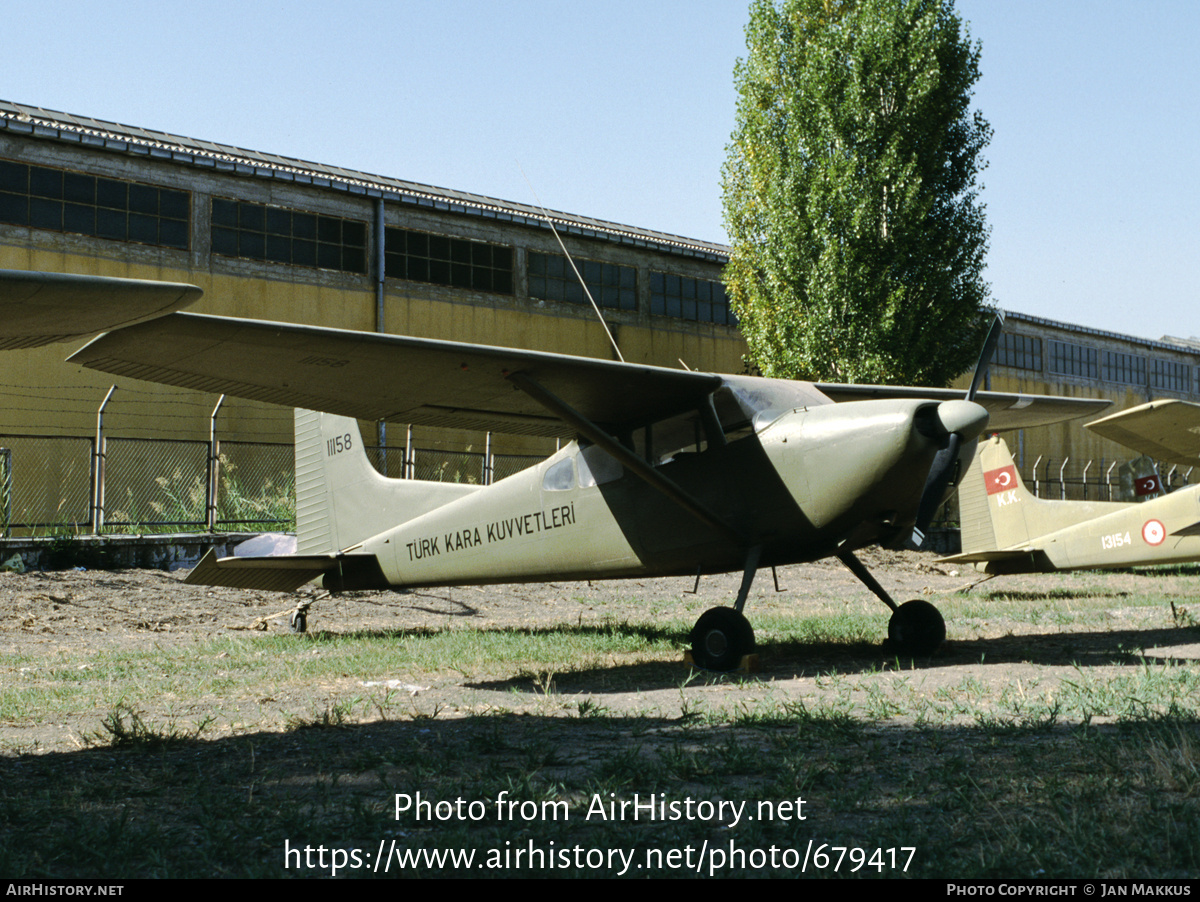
[956,434,1040,555]
[946,434,1134,572]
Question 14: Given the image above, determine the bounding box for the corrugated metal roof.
[0,99,730,262]
[1005,310,1200,357]
[7,100,1192,359]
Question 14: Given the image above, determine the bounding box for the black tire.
[887,599,945,655]
[289,609,308,634]
[690,606,755,671]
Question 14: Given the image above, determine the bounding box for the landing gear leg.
[689,545,761,671]
[837,550,945,656]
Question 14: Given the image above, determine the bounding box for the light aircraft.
[942,399,1200,576]
[0,269,200,348]
[65,290,1108,669]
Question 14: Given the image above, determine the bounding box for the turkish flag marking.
[1134,476,1162,497]
[984,465,1018,496]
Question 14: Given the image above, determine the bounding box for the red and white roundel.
[1142,519,1166,546]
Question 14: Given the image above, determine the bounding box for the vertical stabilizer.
[959,435,1038,552]
[293,410,480,554]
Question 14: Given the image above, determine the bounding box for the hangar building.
[2,99,1199,529]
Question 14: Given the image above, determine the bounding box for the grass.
[2,572,1200,877]
[3,706,1197,877]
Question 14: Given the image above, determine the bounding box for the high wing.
[69,312,725,437]
[70,311,1109,435]
[0,269,201,349]
[817,383,1111,431]
[1085,399,1200,465]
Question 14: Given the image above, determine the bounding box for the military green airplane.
[942,399,1200,575]
[68,300,1106,669]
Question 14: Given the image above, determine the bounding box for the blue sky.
[4,1,1198,342]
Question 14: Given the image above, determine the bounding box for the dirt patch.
[4,548,1199,754]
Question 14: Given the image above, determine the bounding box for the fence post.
[484,432,493,485]
[0,448,11,538]
[1082,460,1092,500]
[90,386,116,534]
[1106,460,1118,501]
[405,425,414,479]
[1059,458,1069,500]
[1031,455,1042,498]
[206,395,225,531]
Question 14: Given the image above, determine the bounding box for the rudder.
[958,434,1037,553]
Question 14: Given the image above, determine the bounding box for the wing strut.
[836,549,899,612]
[507,372,746,546]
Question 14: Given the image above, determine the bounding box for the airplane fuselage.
[972,484,1200,573]
[351,398,948,588]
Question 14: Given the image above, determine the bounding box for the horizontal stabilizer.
[939,549,1038,564]
[186,548,390,592]
[185,548,337,592]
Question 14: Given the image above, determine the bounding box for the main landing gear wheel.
[690,606,755,672]
[887,599,945,656]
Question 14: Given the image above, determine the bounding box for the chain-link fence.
[104,437,208,529]
[1024,457,1194,502]
[5,426,1194,538]
[217,441,295,528]
[0,432,551,536]
[1,434,92,531]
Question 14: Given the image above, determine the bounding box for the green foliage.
[723,0,993,384]
[91,704,211,750]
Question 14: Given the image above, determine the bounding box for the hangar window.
[1150,359,1191,393]
[1048,340,1099,379]
[528,253,636,311]
[384,228,513,294]
[0,159,189,250]
[995,333,1042,372]
[211,198,366,273]
[649,272,738,327]
[1103,351,1146,386]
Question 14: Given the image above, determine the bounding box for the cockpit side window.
[634,410,707,465]
[576,445,623,486]
[712,386,756,443]
[542,457,576,491]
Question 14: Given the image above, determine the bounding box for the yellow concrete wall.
[0,244,747,456]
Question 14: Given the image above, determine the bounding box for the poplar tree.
[722,0,993,385]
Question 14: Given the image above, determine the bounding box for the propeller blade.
[908,313,1004,549]
[966,311,1006,401]
[912,434,963,545]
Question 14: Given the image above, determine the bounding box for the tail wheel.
[690,606,755,672]
[888,599,945,655]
